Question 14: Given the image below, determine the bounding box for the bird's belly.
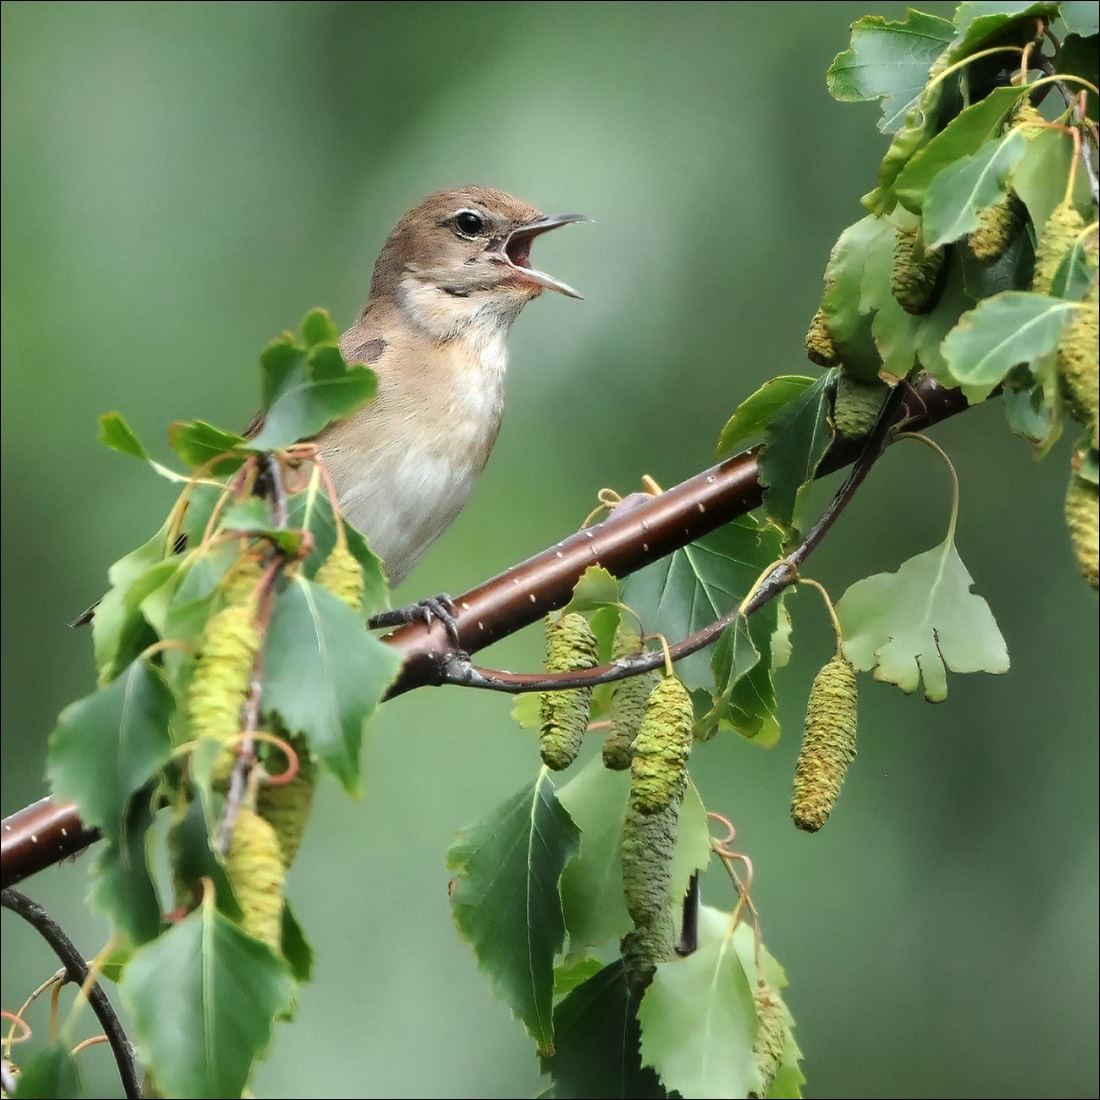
[323,441,482,586]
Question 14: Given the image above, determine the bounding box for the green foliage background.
[1,2,1096,1096]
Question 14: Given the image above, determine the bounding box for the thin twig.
[0,890,141,1099]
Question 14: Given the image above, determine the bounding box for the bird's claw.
[370,594,463,646]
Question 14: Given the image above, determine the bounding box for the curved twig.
[1,889,141,1099]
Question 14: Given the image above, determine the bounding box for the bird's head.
[370,186,585,336]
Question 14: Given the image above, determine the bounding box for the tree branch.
[0,374,969,889]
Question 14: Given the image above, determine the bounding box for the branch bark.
[0,375,969,888]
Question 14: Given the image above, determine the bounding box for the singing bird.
[73,187,583,630]
[316,186,585,587]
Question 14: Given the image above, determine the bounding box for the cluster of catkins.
[180,537,362,948]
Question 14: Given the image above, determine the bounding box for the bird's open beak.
[502,213,587,299]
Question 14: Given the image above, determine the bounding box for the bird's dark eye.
[452,209,486,238]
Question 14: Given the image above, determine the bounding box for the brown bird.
[73,187,583,630]
[318,186,584,587]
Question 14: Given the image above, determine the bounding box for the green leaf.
[11,1044,82,1099]
[250,312,377,451]
[716,376,816,458]
[760,374,833,530]
[556,761,710,954]
[90,792,163,945]
[300,305,340,346]
[539,960,666,1099]
[951,3,1062,56]
[1061,3,1100,36]
[826,11,954,131]
[261,576,402,795]
[447,771,581,1055]
[553,954,606,996]
[863,117,934,214]
[959,218,1035,301]
[837,537,1010,702]
[556,759,632,949]
[819,216,888,381]
[48,658,174,846]
[638,911,761,1099]
[622,517,782,688]
[913,252,976,380]
[100,410,149,460]
[168,793,244,921]
[561,565,622,616]
[121,892,295,1100]
[705,616,761,729]
[280,901,315,984]
[1002,379,1060,450]
[1051,232,1099,300]
[168,419,249,473]
[941,291,1081,401]
[1013,127,1075,233]
[923,129,1029,247]
[285,476,388,618]
[668,781,711,902]
[855,215,923,377]
[92,520,178,680]
[893,86,1027,215]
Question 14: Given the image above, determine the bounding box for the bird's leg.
[369,595,463,646]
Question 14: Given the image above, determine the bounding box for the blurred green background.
[2,2,1096,1097]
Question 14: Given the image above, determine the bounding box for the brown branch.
[0,374,969,889]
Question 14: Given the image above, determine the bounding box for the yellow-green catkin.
[833,374,888,440]
[219,554,263,609]
[620,797,679,996]
[255,732,317,868]
[187,601,261,778]
[969,191,1027,263]
[629,675,694,815]
[1031,200,1086,295]
[1059,267,1099,447]
[226,807,286,950]
[750,981,791,1099]
[805,307,840,368]
[604,624,660,770]
[791,653,859,832]
[1065,471,1099,590]
[891,228,945,314]
[315,537,364,613]
[538,613,599,770]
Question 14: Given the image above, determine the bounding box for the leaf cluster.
[40,310,401,1098]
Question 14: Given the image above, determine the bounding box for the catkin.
[750,981,791,1099]
[226,807,286,950]
[1065,472,1099,591]
[891,228,945,314]
[833,374,888,440]
[603,625,659,770]
[1031,200,1086,295]
[805,308,840,368]
[187,601,260,781]
[969,191,1027,264]
[538,613,598,770]
[315,537,364,613]
[629,675,694,815]
[620,798,679,995]
[791,654,859,832]
[256,732,317,868]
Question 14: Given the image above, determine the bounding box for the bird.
[315,185,585,588]
[72,187,583,630]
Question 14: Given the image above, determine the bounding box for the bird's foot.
[369,594,462,646]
